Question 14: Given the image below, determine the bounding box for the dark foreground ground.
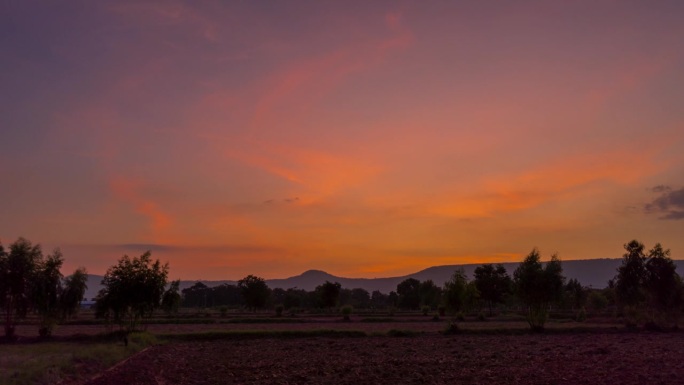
[86,332,684,385]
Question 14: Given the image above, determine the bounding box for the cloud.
[645,187,684,220]
[650,185,672,193]
[109,176,174,237]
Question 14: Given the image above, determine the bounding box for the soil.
[85,333,684,385]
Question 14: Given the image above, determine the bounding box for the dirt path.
[86,333,684,385]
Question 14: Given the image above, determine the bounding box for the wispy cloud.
[645,187,684,220]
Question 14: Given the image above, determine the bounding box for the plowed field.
[86,333,684,385]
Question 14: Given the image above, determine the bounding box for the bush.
[477,312,486,322]
[219,307,228,317]
[341,305,353,321]
[575,308,587,322]
[438,305,446,317]
[456,312,465,322]
[275,305,284,317]
[443,321,460,335]
[421,306,430,316]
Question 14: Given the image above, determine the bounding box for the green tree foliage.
[315,281,341,309]
[238,275,270,311]
[514,249,565,331]
[161,280,181,314]
[95,251,169,331]
[397,278,421,310]
[474,264,512,315]
[0,238,43,339]
[442,269,470,313]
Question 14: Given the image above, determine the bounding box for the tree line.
[2,237,682,337]
[0,238,88,339]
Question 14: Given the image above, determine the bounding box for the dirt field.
[85,332,684,385]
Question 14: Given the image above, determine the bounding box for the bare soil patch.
[86,333,684,385]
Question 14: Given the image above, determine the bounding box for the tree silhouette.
[474,264,511,315]
[514,248,565,332]
[161,279,181,314]
[238,275,270,311]
[315,281,341,309]
[442,269,470,314]
[0,238,42,339]
[60,267,88,320]
[95,251,169,331]
[33,249,64,337]
[615,240,648,309]
[397,278,421,310]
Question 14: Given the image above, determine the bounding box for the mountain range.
[82,258,684,301]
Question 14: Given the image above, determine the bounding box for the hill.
[83,259,684,300]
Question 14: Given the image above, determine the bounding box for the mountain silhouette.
[82,259,684,301]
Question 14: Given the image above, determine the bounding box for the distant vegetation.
[0,237,87,340]
[2,238,682,336]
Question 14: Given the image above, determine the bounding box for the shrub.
[438,305,446,317]
[219,306,228,317]
[576,307,587,322]
[443,321,460,335]
[275,305,284,317]
[341,305,353,321]
[477,312,486,321]
[421,306,430,316]
[456,312,465,322]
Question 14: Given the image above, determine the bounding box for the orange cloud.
[251,12,413,130]
[108,176,173,241]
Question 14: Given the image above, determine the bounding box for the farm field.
[12,313,620,338]
[85,332,684,385]
[2,312,680,385]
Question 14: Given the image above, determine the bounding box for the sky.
[2,1,684,280]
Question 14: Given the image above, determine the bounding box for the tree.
[315,281,341,309]
[0,238,43,339]
[514,248,565,331]
[474,264,512,315]
[238,275,270,311]
[370,290,389,309]
[182,282,210,308]
[563,278,587,311]
[161,280,181,314]
[615,240,648,309]
[442,269,469,313]
[95,251,169,331]
[33,249,64,337]
[349,288,371,309]
[396,278,421,310]
[419,280,442,309]
[60,267,88,320]
[645,243,679,311]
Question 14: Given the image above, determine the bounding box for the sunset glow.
[2,1,684,279]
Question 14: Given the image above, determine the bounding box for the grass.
[0,332,157,385]
[159,329,367,342]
